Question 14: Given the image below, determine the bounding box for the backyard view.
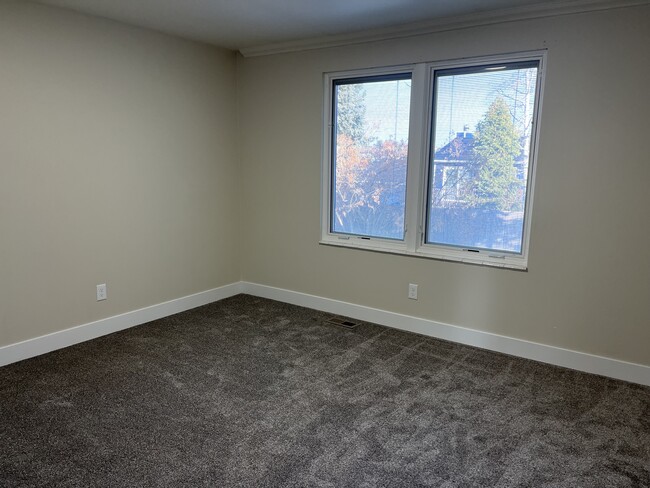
[331,62,539,254]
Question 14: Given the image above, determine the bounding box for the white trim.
[2,280,648,387]
[404,63,428,254]
[416,51,546,270]
[321,65,415,252]
[242,282,650,387]
[239,0,650,57]
[0,282,244,367]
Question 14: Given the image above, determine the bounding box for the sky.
[434,67,538,149]
[356,67,538,150]
[363,79,411,142]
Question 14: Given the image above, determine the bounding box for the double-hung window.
[321,51,546,270]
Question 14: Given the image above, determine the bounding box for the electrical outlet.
[408,283,418,300]
[96,283,107,301]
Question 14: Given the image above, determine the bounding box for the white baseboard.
[241,282,650,387]
[2,280,648,387]
[0,282,244,367]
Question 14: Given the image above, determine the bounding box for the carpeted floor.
[1,294,649,487]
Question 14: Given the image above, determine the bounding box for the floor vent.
[326,317,360,329]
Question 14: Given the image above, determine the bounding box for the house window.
[321,52,545,269]
[440,166,467,203]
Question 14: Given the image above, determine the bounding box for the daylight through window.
[332,74,412,240]
[321,52,545,269]
[427,61,539,254]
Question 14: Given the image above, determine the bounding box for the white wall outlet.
[408,283,418,300]
[96,283,107,301]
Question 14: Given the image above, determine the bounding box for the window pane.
[427,62,539,253]
[332,75,411,240]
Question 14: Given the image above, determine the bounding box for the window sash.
[424,60,541,256]
[330,73,412,240]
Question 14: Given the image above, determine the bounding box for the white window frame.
[320,51,546,270]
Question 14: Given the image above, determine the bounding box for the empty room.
[1,0,649,486]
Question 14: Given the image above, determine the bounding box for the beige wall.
[0,3,239,347]
[238,6,650,366]
[2,2,648,369]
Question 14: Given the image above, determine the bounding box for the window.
[321,52,546,270]
[440,166,466,203]
[331,74,412,240]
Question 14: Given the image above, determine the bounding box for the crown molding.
[239,0,649,57]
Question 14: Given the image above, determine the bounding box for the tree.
[333,82,409,238]
[334,136,407,239]
[336,84,366,143]
[495,67,537,141]
[470,97,522,211]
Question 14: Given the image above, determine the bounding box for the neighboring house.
[432,129,476,205]
[430,128,529,252]
[432,129,528,206]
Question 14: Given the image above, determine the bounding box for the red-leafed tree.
[335,135,408,238]
[333,84,408,238]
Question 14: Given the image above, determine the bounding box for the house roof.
[434,131,529,165]
[434,132,475,162]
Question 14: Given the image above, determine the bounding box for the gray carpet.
[1,294,649,487]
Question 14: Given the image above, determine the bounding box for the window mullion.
[404,63,427,253]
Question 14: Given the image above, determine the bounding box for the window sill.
[319,236,528,271]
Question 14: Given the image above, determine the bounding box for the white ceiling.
[32,0,640,53]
